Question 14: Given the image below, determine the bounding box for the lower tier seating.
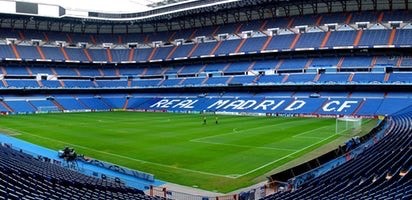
[0,145,161,200]
[263,108,412,200]
[1,92,412,117]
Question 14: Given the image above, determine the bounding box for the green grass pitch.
[0,112,376,192]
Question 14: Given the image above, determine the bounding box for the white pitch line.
[0,128,23,136]
[292,125,333,138]
[294,136,326,139]
[5,120,342,180]
[236,134,338,177]
[193,119,308,141]
[190,140,298,152]
[1,132,22,136]
[6,130,237,179]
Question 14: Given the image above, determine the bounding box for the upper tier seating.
[325,30,357,47]
[0,11,410,63]
[0,11,405,45]
[2,27,410,63]
[1,55,405,78]
[0,55,409,91]
[0,57,411,89]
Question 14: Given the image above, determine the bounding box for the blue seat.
[0,145,149,199]
[295,32,325,49]
[325,30,357,47]
[16,46,41,60]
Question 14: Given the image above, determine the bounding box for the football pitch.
[0,112,376,192]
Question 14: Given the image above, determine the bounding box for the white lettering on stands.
[322,100,358,112]
[161,99,180,108]
[172,99,198,109]
[270,100,286,111]
[207,100,231,110]
[150,99,170,108]
[223,100,246,110]
[149,99,359,113]
[253,100,275,110]
[337,101,358,112]
[252,100,287,111]
[284,100,306,111]
[237,100,257,110]
[323,101,340,112]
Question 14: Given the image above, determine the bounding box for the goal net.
[336,117,362,135]
[37,106,60,113]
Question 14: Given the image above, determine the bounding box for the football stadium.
[0,0,411,199]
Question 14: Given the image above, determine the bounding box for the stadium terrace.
[150,98,360,113]
[0,0,410,199]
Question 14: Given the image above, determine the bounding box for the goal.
[37,106,60,113]
[336,117,362,135]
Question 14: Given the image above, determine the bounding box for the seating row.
[0,11,410,44]
[1,94,411,116]
[0,145,158,200]
[1,28,412,62]
[263,106,412,199]
[0,72,410,90]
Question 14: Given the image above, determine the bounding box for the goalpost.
[336,117,362,135]
[37,106,60,113]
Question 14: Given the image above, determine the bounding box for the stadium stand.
[263,107,412,200]
[0,0,411,199]
[0,144,160,200]
[0,92,409,117]
[2,19,412,63]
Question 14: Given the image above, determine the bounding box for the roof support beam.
[221,12,229,24]
[356,0,362,11]
[269,7,277,18]
[80,23,86,33]
[178,20,185,30]
[311,3,318,14]
[283,5,290,17]
[257,6,266,20]
[69,24,75,33]
[22,19,29,29]
[340,0,347,12]
[47,21,52,31]
[189,18,196,28]
[245,10,252,21]
[35,21,41,30]
[322,0,333,13]
[96,24,101,34]
[199,16,206,27]
[371,0,377,11]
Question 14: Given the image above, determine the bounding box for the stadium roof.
[13,0,197,13]
[0,0,244,22]
[0,0,408,33]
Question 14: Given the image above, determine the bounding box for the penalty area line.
[14,130,236,179]
[237,134,338,178]
[193,119,309,142]
[0,128,23,136]
[190,140,298,152]
[294,136,326,139]
[292,126,334,138]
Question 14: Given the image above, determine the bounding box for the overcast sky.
[20,0,166,13]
